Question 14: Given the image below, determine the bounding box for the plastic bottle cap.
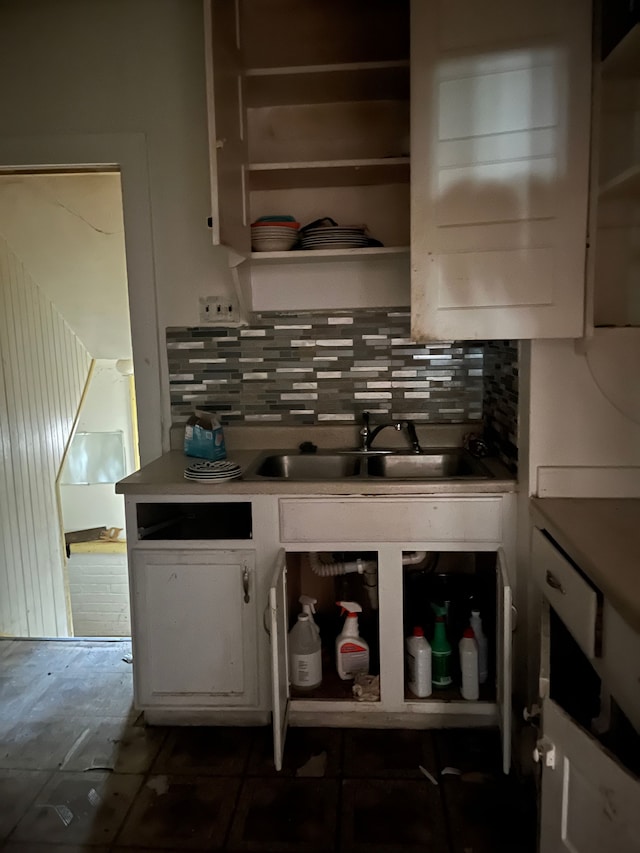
[412,627,424,637]
[463,627,475,639]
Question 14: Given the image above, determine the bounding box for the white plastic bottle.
[406,627,432,697]
[335,601,369,680]
[470,610,488,685]
[459,627,479,700]
[289,611,322,690]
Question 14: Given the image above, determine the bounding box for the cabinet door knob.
[243,568,250,603]
[545,571,565,594]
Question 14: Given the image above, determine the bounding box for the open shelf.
[599,163,640,199]
[245,61,409,107]
[248,158,410,191]
[250,246,409,263]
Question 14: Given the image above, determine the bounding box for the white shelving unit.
[205,0,411,310]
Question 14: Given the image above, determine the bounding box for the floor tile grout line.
[0,768,55,847]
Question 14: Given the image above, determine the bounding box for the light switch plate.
[199,295,240,326]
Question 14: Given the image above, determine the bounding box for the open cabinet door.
[539,697,640,852]
[496,547,513,774]
[410,0,591,340]
[268,549,289,772]
[204,0,250,254]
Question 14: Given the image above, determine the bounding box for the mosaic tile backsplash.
[167,310,485,425]
[483,341,519,473]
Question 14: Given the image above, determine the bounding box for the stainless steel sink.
[243,448,494,481]
[366,449,492,479]
[252,453,361,480]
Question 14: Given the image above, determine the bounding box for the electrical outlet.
[199,295,240,326]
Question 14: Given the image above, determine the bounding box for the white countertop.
[530,498,640,634]
[116,448,517,497]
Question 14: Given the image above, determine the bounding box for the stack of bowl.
[251,216,300,252]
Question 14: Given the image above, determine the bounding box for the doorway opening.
[0,170,137,638]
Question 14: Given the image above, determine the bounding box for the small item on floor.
[418,764,439,785]
[441,766,462,776]
[122,653,133,663]
[295,751,327,777]
[352,673,379,701]
[99,526,124,542]
[461,770,496,784]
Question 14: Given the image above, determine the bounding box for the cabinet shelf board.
[246,60,410,77]
[245,62,410,107]
[602,24,640,79]
[248,158,410,190]
[250,246,409,264]
[599,163,640,199]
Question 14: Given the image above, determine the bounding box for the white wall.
[60,360,136,534]
[529,335,640,496]
[0,174,131,359]
[0,0,232,453]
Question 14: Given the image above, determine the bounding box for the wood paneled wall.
[0,236,91,636]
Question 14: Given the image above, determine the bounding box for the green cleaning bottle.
[431,615,452,688]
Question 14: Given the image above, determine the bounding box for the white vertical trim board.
[0,236,91,636]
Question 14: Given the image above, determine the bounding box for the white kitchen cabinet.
[410,0,592,341]
[121,487,517,772]
[268,495,516,773]
[531,524,640,851]
[203,0,411,311]
[130,548,259,711]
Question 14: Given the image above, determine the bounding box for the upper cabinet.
[591,8,640,328]
[204,0,411,312]
[410,0,593,341]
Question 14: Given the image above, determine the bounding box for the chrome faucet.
[359,412,423,453]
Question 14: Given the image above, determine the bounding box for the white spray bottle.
[335,601,369,680]
[289,596,322,690]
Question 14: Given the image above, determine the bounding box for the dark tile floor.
[0,639,537,852]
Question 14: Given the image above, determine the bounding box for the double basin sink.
[243,448,494,481]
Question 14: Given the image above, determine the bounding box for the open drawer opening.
[402,551,498,703]
[136,502,253,541]
[285,550,380,702]
[549,608,640,777]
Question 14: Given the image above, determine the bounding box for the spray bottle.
[335,601,369,680]
[289,597,322,690]
[299,595,320,637]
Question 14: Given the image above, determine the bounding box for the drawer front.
[531,527,598,659]
[279,497,503,543]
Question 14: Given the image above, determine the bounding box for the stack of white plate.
[251,223,300,252]
[184,459,243,483]
[300,225,370,250]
